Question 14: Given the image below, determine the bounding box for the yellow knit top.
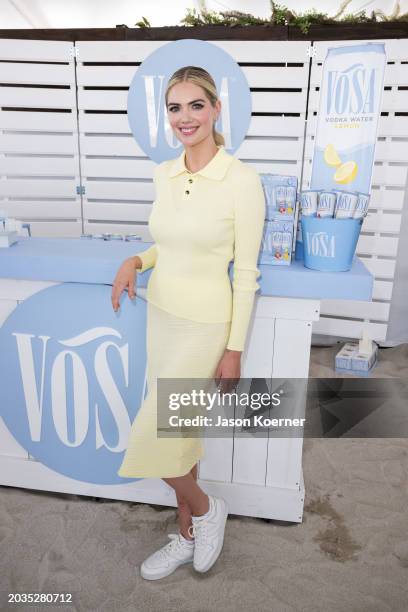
[137,145,265,352]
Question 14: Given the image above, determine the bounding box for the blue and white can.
[317,191,336,218]
[353,193,370,219]
[300,190,319,216]
[334,191,359,219]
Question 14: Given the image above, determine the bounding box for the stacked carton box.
[258,175,298,266]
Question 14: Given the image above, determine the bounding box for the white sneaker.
[188,494,229,573]
[140,532,194,580]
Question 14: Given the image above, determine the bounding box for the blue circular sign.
[0,283,147,484]
[127,38,252,162]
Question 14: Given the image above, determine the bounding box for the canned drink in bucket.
[334,191,358,219]
[317,191,336,217]
[353,193,370,219]
[300,190,319,216]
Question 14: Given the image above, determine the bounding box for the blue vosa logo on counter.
[0,283,147,484]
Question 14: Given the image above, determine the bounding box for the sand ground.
[0,344,407,612]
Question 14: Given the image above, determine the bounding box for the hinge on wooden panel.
[306,46,316,58]
[69,47,79,59]
[76,185,85,195]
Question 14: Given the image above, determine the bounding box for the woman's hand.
[214,349,241,394]
[111,257,137,312]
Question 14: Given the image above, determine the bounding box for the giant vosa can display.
[311,42,386,193]
[296,43,386,260]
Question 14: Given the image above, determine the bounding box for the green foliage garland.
[135,1,408,34]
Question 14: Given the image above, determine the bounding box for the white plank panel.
[232,305,274,487]
[266,438,304,490]
[82,158,155,179]
[372,280,393,301]
[79,135,142,156]
[272,319,312,378]
[363,212,401,233]
[266,318,310,489]
[77,89,307,113]
[0,110,77,131]
[198,436,233,484]
[78,111,131,133]
[76,41,162,62]
[0,87,76,108]
[356,235,398,257]
[243,65,309,88]
[247,160,302,175]
[319,299,390,321]
[0,155,78,175]
[232,139,303,161]
[79,112,306,138]
[84,202,152,222]
[83,180,153,201]
[24,220,82,237]
[0,62,75,85]
[1,134,79,155]
[0,202,81,219]
[255,296,319,322]
[371,165,408,188]
[0,179,77,198]
[0,39,74,62]
[313,317,387,342]
[214,40,311,63]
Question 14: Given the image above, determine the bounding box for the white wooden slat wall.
[1,36,406,342]
[76,42,160,238]
[75,40,309,238]
[0,39,82,236]
[303,39,408,343]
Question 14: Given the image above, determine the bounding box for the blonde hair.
[165,66,225,147]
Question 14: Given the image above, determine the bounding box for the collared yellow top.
[137,145,265,352]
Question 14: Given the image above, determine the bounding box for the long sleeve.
[136,164,160,273]
[137,244,157,273]
[226,169,266,351]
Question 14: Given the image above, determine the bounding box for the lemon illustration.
[324,143,342,167]
[334,160,358,184]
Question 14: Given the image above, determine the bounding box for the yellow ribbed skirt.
[117,300,231,479]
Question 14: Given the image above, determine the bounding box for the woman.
[111,66,265,580]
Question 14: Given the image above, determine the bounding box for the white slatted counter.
[0,279,315,523]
